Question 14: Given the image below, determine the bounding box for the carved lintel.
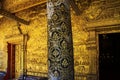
[86,22,120,31]
[5,34,23,44]
[0,9,30,25]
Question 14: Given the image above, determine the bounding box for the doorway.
[5,43,16,80]
[99,33,120,80]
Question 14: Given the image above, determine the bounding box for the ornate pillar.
[47,0,74,80]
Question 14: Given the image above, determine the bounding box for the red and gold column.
[47,0,74,80]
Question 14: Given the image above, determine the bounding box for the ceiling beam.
[3,0,80,15]
[2,0,80,16]
[3,0,46,13]
[0,9,30,25]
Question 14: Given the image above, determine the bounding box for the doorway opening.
[99,33,120,80]
[5,43,16,80]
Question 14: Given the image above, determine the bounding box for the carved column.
[47,0,74,80]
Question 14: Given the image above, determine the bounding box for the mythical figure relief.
[84,0,120,22]
[84,1,104,21]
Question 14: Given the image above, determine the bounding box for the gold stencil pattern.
[47,0,74,80]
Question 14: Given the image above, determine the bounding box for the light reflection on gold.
[0,5,91,79]
[1,0,119,79]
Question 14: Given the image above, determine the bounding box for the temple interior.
[0,0,120,80]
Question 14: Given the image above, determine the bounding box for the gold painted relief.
[0,51,4,70]
[15,45,23,78]
[16,5,48,77]
[71,12,90,78]
[0,1,92,80]
[0,4,48,77]
[15,45,21,78]
[0,0,119,80]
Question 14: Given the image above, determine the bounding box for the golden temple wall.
[0,5,48,77]
[71,12,97,80]
[1,0,120,79]
[0,4,96,79]
[0,0,120,80]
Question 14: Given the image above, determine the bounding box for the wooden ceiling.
[2,0,81,15]
[3,0,46,13]
[0,0,46,24]
[0,0,97,24]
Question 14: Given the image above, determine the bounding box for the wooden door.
[4,43,15,80]
[99,33,120,80]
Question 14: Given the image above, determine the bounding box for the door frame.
[5,34,24,79]
[96,26,120,80]
[7,43,16,79]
